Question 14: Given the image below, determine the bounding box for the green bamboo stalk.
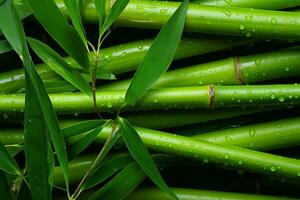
[0,37,245,94]
[3,117,300,185]
[192,117,300,151]
[100,46,300,91]
[3,116,300,152]
[198,0,300,10]
[125,187,297,200]
[80,0,300,39]
[0,85,298,114]
[66,126,300,183]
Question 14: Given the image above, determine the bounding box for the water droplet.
[74,112,79,117]
[297,172,300,177]
[224,153,229,159]
[160,9,167,14]
[198,81,203,85]
[245,16,253,22]
[270,166,277,172]
[249,130,256,137]
[239,24,245,30]
[223,10,231,17]
[203,158,209,163]
[278,96,285,102]
[246,32,251,37]
[285,67,290,72]
[271,18,278,25]
[238,160,243,165]
[2,113,8,119]
[270,94,275,99]
[153,98,159,103]
[224,0,232,4]
[225,136,232,142]
[107,102,113,108]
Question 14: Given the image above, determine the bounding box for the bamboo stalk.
[80,0,300,39]
[0,37,246,94]
[3,117,300,184]
[100,46,300,90]
[125,187,298,200]
[198,0,300,10]
[3,116,300,152]
[66,126,300,184]
[0,85,298,114]
[192,117,300,151]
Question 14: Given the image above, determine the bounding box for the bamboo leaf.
[0,40,12,54]
[62,0,87,44]
[6,145,24,157]
[27,38,92,96]
[17,180,32,200]
[62,120,108,138]
[0,141,21,175]
[14,0,32,20]
[26,0,89,69]
[0,170,12,200]
[82,153,134,190]
[0,0,70,194]
[96,68,116,80]
[124,0,189,105]
[118,117,178,199]
[88,161,146,200]
[81,128,122,191]
[101,0,129,35]
[92,0,106,33]
[68,120,109,160]
[24,73,52,200]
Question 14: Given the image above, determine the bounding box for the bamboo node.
[208,84,215,109]
[234,56,244,84]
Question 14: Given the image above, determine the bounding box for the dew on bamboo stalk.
[278,96,285,102]
[270,166,277,172]
[271,18,278,25]
[223,10,231,17]
[239,24,245,30]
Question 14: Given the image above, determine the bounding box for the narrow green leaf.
[88,161,146,200]
[26,0,89,69]
[62,120,107,138]
[118,117,178,200]
[0,40,12,54]
[96,68,116,80]
[24,75,52,200]
[44,80,77,93]
[6,145,23,157]
[81,128,122,191]
[82,153,134,190]
[68,120,109,160]
[0,0,70,193]
[0,141,21,175]
[62,0,87,44]
[27,38,92,96]
[92,0,106,33]
[0,170,12,200]
[17,180,32,200]
[14,0,32,20]
[101,0,129,35]
[124,0,189,105]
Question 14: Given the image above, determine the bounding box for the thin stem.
[70,121,116,199]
